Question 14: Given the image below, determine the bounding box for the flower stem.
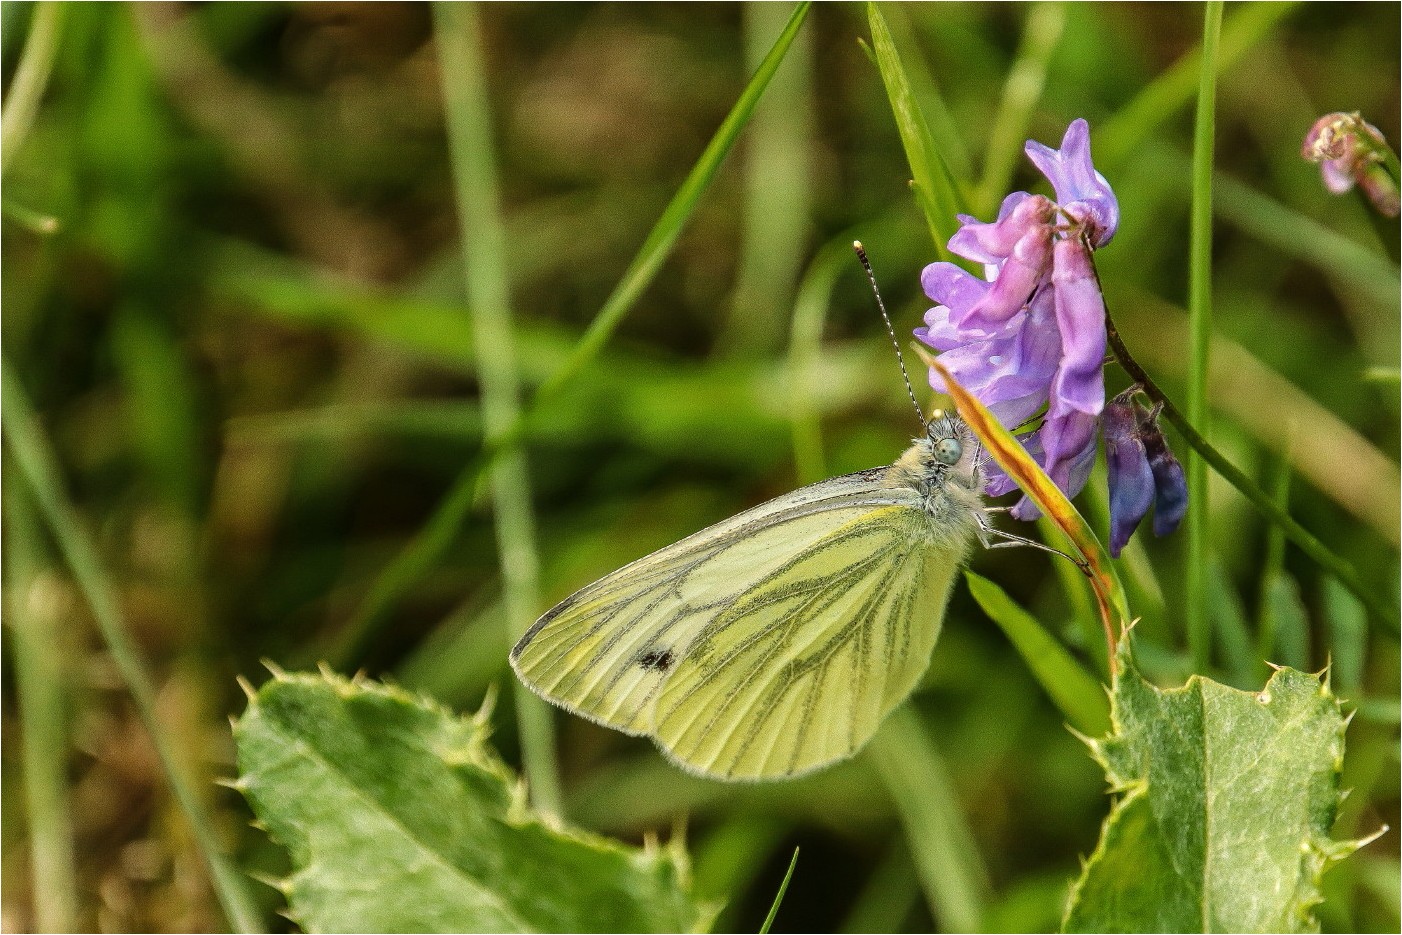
[1102,310,1399,632]
[1186,0,1223,673]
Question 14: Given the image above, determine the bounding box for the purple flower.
[1024,119,1119,247]
[1103,388,1188,556]
[1104,395,1154,557]
[918,118,1117,517]
[1302,112,1400,218]
[1142,420,1188,536]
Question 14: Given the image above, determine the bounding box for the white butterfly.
[511,409,1014,781]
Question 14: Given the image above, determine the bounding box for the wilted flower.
[1103,388,1187,557]
[1302,112,1400,218]
[918,118,1117,518]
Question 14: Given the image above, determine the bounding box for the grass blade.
[1266,572,1312,671]
[965,571,1110,735]
[1324,576,1367,697]
[1186,0,1223,674]
[335,3,814,664]
[974,2,1067,216]
[1255,454,1292,673]
[2,358,264,933]
[787,241,848,485]
[759,847,800,935]
[868,706,989,933]
[432,0,560,814]
[0,2,64,177]
[4,482,79,931]
[720,2,815,358]
[866,2,968,258]
[1207,560,1257,688]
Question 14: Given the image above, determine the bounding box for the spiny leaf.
[1064,641,1374,933]
[234,671,707,933]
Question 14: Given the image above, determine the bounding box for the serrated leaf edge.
[1063,645,1367,933]
[232,666,702,930]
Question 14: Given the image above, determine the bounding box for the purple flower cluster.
[916,119,1117,519]
[916,118,1187,554]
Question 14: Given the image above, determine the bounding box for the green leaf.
[1064,643,1370,933]
[865,2,967,260]
[964,572,1110,736]
[234,670,706,933]
[759,848,799,935]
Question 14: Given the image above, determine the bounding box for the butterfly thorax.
[883,414,985,547]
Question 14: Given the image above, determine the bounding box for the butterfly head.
[920,409,984,488]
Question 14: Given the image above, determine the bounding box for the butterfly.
[510,408,1017,781]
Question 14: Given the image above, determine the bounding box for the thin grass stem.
[975,2,1066,216]
[1255,450,1292,677]
[868,706,989,933]
[0,2,64,178]
[4,482,79,932]
[720,2,814,358]
[2,359,264,933]
[431,0,560,814]
[1186,0,1224,673]
[787,243,845,486]
[759,848,801,935]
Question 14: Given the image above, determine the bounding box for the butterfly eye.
[934,437,962,465]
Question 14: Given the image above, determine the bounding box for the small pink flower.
[1302,112,1399,218]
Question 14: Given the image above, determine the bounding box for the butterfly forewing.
[510,469,906,737]
[512,466,973,779]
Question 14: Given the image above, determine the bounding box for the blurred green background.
[2,2,1397,932]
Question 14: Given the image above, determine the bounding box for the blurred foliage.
[1,2,1397,932]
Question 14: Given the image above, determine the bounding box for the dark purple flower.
[1143,421,1188,537]
[1102,388,1188,555]
[1103,395,1154,557]
[1302,112,1400,218]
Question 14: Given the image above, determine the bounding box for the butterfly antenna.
[854,241,925,426]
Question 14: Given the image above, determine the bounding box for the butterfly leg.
[975,511,1090,573]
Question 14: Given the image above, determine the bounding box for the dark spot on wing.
[637,648,675,671]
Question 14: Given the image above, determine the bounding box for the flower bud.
[1302,112,1400,218]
